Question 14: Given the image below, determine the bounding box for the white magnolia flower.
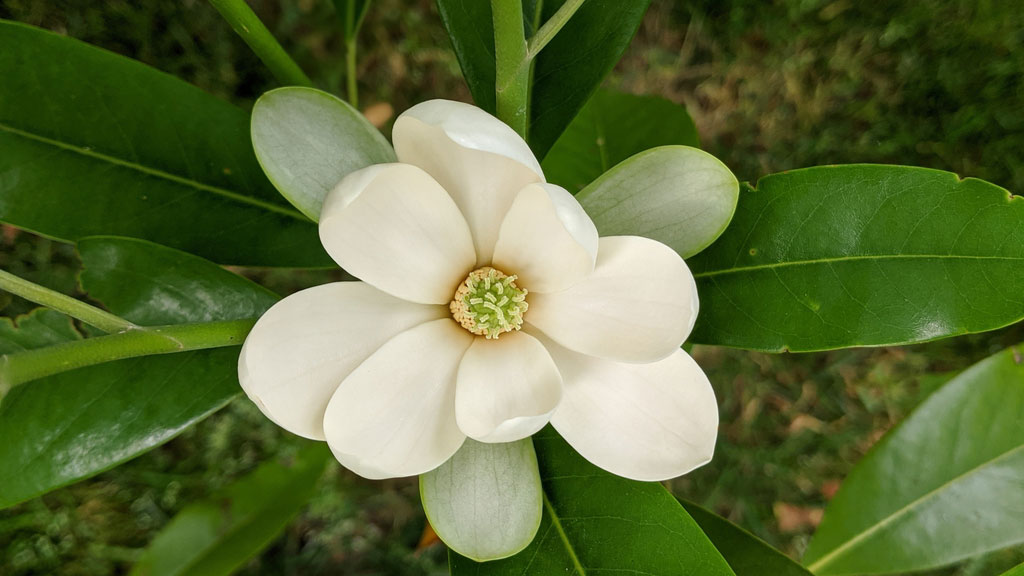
[239,98,717,492]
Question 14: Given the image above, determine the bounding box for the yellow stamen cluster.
[450,267,528,339]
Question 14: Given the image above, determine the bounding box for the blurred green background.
[1,0,1023,574]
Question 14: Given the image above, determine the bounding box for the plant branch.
[526,0,584,59]
[491,0,530,138]
[342,0,370,107]
[0,318,255,394]
[346,38,359,107]
[208,0,313,87]
[0,269,135,333]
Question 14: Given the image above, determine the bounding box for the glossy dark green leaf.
[687,165,1024,351]
[0,349,243,509]
[78,236,278,325]
[804,345,1024,575]
[130,443,330,576]
[0,238,276,508]
[528,1,651,157]
[250,87,395,221]
[0,20,330,267]
[543,89,700,192]
[681,501,812,576]
[436,0,650,158]
[0,308,81,354]
[449,427,734,576]
[435,0,497,113]
[577,146,738,259]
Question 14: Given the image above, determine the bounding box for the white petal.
[322,319,472,479]
[542,336,719,481]
[491,183,599,293]
[420,438,542,561]
[238,282,447,441]
[319,163,476,305]
[455,331,562,443]
[527,236,699,363]
[392,99,544,264]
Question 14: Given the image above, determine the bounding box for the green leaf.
[1002,562,1024,576]
[333,0,371,41]
[421,438,542,562]
[436,0,650,158]
[529,1,651,157]
[250,87,395,221]
[577,146,739,259]
[0,349,243,509]
[0,20,331,267]
[803,345,1024,575]
[687,165,1024,351]
[130,443,330,576]
[436,0,495,110]
[0,308,81,354]
[543,89,700,192]
[449,427,735,575]
[0,239,276,508]
[77,236,278,325]
[681,501,813,576]
[0,307,83,392]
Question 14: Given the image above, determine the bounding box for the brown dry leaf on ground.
[821,479,842,500]
[789,414,825,435]
[417,521,440,552]
[774,502,824,533]
[362,101,394,128]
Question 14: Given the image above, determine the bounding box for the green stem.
[346,38,359,107]
[0,319,255,393]
[208,0,313,87]
[491,0,530,138]
[0,269,135,333]
[341,0,370,107]
[526,0,585,59]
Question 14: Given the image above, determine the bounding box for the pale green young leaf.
[250,87,395,221]
[421,438,542,562]
[577,146,739,259]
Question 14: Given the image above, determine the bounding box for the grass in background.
[1,0,1023,573]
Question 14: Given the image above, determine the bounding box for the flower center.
[450,267,528,339]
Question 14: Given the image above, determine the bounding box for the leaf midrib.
[0,122,309,222]
[806,442,1024,573]
[694,253,1024,279]
[542,490,587,576]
